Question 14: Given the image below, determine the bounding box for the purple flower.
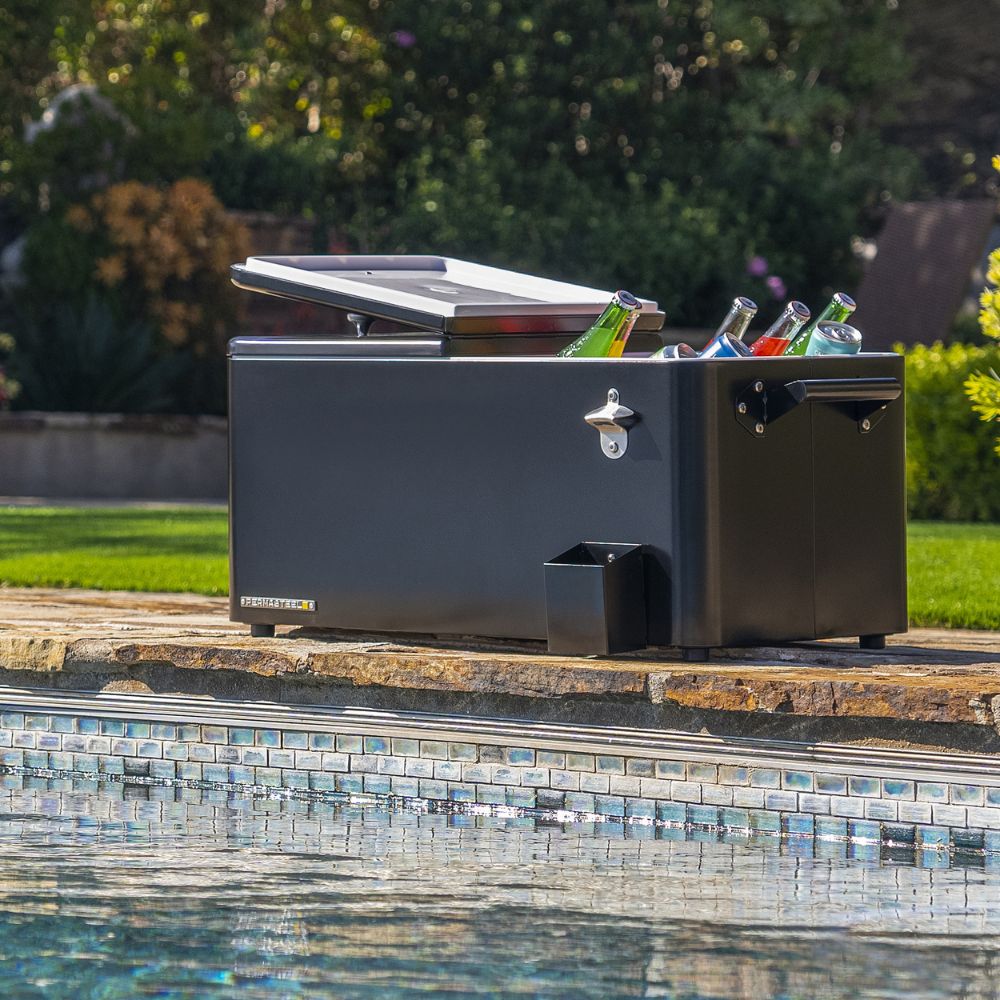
[391,30,416,48]
[746,255,768,277]
[765,275,787,300]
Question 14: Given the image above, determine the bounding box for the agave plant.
[8,295,189,413]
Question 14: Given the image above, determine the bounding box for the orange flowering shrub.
[66,179,249,354]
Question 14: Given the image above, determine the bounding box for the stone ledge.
[1,588,999,750]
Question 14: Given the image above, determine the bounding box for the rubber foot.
[250,624,276,638]
[859,634,886,650]
[681,647,711,662]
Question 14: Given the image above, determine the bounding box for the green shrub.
[901,341,1000,521]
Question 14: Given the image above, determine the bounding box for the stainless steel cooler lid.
[230,255,665,335]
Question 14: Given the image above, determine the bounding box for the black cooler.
[228,255,907,659]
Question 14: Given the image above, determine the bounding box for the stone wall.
[0,411,227,500]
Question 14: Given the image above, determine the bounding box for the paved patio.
[1,587,999,751]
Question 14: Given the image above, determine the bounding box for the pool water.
[0,778,999,998]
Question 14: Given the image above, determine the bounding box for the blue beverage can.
[699,332,753,359]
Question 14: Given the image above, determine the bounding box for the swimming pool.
[1,776,998,999]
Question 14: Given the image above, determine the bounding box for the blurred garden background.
[0,0,998,624]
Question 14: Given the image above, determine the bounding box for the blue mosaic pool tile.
[72,753,99,772]
[671,781,702,803]
[916,825,950,848]
[933,804,968,827]
[253,729,280,748]
[433,760,462,781]
[625,798,655,819]
[322,753,349,772]
[815,816,848,840]
[202,763,228,783]
[498,746,532,767]
[567,753,595,772]
[537,750,565,769]
[24,750,47,768]
[687,763,718,783]
[162,742,189,761]
[124,722,150,739]
[137,741,162,759]
[99,719,125,737]
[547,769,578,791]
[98,756,124,775]
[798,794,830,815]
[447,742,477,762]
[421,741,449,761]
[717,765,749,786]
[226,728,253,746]
[596,756,625,775]
[76,718,100,735]
[916,781,948,803]
[256,768,282,788]
[594,795,626,818]
[984,830,1000,854]
[579,772,610,794]
[361,735,389,755]
[0,713,23,730]
[830,796,865,819]
[782,770,814,792]
[881,779,915,800]
[986,787,1000,807]
[390,737,420,757]
[123,758,150,777]
[51,716,76,734]
[764,790,797,812]
[848,819,881,842]
[268,750,295,769]
[61,735,86,753]
[291,751,321,770]
[149,761,175,780]
[749,768,780,789]
[84,736,110,755]
[732,787,765,809]
[688,804,720,827]
[36,734,60,751]
[305,733,334,752]
[375,755,404,776]
[476,784,507,806]
[226,765,252,785]
[815,772,847,795]
[847,776,879,798]
[176,762,201,781]
[883,823,916,844]
[49,751,75,770]
[279,770,308,790]
[898,801,933,824]
[951,827,985,850]
[748,810,781,833]
[405,758,434,779]
[0,731,10,748]
[0,749,23,767]
[652,758,686,780]
[188,744,215,763]
[149,723,176,741]
[950,784,985,807]
[702,784,734,807]
[864,800,898,821]
[784,813,815,836]
[565,792,597,814]
[656,798,689,822]
[304,771,335,791]
[609,775,640,797]
[966,807,1000,829]
[12,732,33,748]
[25,714,50,732]
[202,726,228,745]
[461,764,490,784]
[507,787,537,808]
[419,779,448,800]
[537,787,567,810]
[719,808,750,830]
[173,724,198,742]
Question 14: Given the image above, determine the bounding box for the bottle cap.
[734,296,757,315]
[613,290,641,310]
[788,300,811,321]
[832,292,857,312]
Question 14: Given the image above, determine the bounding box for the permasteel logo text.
[240,596,316,611]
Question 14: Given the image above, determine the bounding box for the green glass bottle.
[557,290,642,358]
[783,292,856,356]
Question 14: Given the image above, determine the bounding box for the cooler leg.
[250,624,276,638]
[859,634,886,651]
[681,647,711,662]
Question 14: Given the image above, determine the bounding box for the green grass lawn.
[0,507,996,630]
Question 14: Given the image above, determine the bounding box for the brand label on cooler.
[240,596,316,611]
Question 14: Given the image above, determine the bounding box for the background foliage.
[902,341,1000,521]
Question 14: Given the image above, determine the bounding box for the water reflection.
[0,777,997,998]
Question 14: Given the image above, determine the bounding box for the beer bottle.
[557,290,642,358]
[701,296,757,350]
[805,321,862,356]
[748,301,811,356]
[783,292,856,356]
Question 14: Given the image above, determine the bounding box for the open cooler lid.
[230,255,665,336]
